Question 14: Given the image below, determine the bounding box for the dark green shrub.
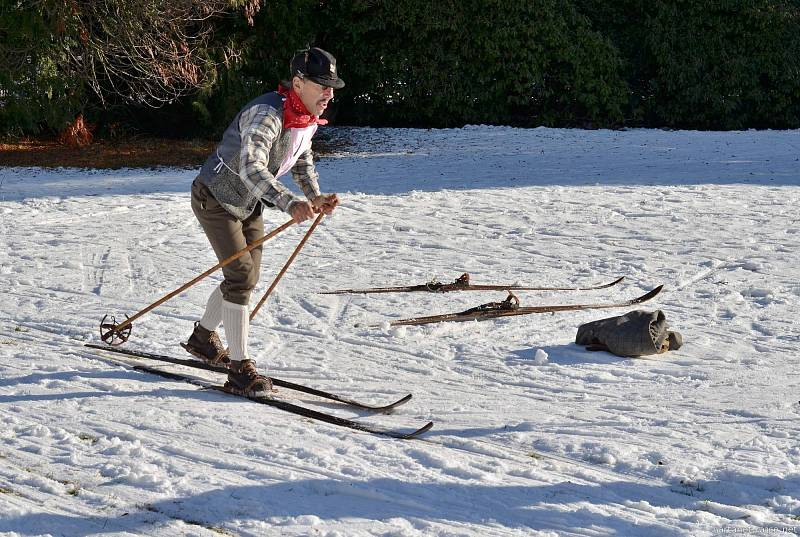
[321,0,629,127]
[4,0,800,136]
[577,0,800,129]
[645,0,800,129]
[0,3,83,136]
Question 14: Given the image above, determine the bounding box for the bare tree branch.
[1,0,264,108]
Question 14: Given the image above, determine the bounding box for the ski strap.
[463,292,520,315]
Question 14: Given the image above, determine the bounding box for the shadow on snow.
[1,127,798,202]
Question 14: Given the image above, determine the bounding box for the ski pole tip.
[99,314,132,346]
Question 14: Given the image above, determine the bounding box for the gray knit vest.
[196,92,291,220]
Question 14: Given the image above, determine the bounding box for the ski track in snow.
[1,126,800,536]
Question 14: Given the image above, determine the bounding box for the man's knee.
[220,261,260,305]
[221,287,252,306]
[221,278,256,305]
[241,267,261,295]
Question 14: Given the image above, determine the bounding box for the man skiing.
[182,47,343,395]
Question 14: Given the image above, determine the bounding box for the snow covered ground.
[1,126,799,536]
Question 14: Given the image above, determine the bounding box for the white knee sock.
[222,300,249,361]
[199,286,223,332]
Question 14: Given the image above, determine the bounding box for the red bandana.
[278,84,328,128]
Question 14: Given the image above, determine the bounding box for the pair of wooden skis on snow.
[322,273,663,326]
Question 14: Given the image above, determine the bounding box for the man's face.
[293,77,334,116]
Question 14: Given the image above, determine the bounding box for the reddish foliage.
[58,114,95,147]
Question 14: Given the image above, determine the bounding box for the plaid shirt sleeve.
[291,147,321,200]
[238,105,300,213]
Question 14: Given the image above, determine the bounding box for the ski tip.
[582,275,625,290]
[635,285,664,303]
[368,393,413,412]
[404,421,434,439]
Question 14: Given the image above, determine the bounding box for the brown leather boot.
[181,322,230,366]
[225,359,273,396]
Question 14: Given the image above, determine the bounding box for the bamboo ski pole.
[250,212,324,321]
[100,218,295,345]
